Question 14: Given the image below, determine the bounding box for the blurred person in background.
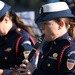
[65,0,73,6]
[60,0,75,21]
[17,2,75,75]
[69,0,75,21]
[16,11,42,41]
[43,0,59,3]
[0,1,38,75]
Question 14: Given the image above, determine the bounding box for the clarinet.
[28,34,44,61]
[16,34,44,75]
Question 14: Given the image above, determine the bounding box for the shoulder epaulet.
[17,28,21,32]
[15,28,22,35]
[67,36,73,41]
[15,28,28,36]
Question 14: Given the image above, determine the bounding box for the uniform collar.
[0,24,17,40]
[51,33,70,45]
[56,32,69,40]
[4,24,17,38]
[9,24,17,32]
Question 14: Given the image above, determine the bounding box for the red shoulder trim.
[16,36,23,59]
[28,34,35,45]
[28,34,38,61]
[57,44,71,71]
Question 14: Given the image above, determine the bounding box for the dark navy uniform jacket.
[32,33,75,75]
[0,24,35,69]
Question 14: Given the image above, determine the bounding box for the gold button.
[48,64,50,67]
[17,28,21,31]
[54,41,56,45]
[68,37,71,40]
[53,53,58,58]
[5,37,7,40]
[41,56,43,58]
[4,57,7,60]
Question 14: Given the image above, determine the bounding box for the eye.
[42,22,50,26]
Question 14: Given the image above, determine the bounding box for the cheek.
[0,24,3,31]
[46,26,54,33]
[0,24,8,34]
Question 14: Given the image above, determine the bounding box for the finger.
[10,67,18,72]
[20,72,29,75]
[10,67,15,71]
[19,70,29,75]
[18,69,31,75]
[9,70,17,75]
[19,71,31,75]
[15,65,19,69]
[22,59,29,65]
[28,70,31,75]
[20,64,26,68]
[18,68,29,74]
[18,68,27,72]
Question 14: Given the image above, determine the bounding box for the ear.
[4,16,9,23]
[58,20,64,30]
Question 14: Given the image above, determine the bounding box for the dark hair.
[0,9,36,40]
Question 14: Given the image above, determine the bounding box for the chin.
[44,36,48,41]
[45,37,53,41]
[44,38,49,41]
[0,34,4,36]
[0,33,7,36]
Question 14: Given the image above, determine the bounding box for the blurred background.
[1,0,74,21]
[1,0,61,19]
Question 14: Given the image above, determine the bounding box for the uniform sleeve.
[17,33,37,67]
[59,48,75,75]
[18,33,32,63]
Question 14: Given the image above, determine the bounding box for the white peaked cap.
[0,1,11,18]
[36,2,74,23]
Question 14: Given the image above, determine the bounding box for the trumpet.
[16,34,44,75]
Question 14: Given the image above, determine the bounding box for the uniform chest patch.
[67,59,75,70]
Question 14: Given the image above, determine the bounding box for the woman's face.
[41,20,60,41]
[0,16,12,36]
